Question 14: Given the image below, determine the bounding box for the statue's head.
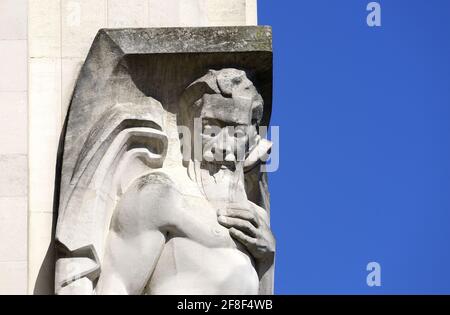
[179,69,264,173]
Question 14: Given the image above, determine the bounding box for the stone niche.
[54,26,274,295]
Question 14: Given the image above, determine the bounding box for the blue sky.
[259,0,450,294]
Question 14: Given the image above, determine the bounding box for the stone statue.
[54,27,274,295]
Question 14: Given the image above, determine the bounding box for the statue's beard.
[201,160,236,176]
[193,160,247,206]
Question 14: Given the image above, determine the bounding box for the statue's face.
[200,94,252,170]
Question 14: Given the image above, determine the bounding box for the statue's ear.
[244,138,272,171]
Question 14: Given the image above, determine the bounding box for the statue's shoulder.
[110,170,184,234]
[130,166,194,197]
[132,169,180,194]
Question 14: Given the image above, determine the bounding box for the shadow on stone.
[33,109,68,295]
[32,216,56,295]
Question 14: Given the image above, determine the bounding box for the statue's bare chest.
[147,193,259,295]
[165,192,240,250]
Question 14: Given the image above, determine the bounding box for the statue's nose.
[214,135,235,162]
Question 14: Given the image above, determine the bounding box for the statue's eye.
[234,128,246,138]
[203,125,216,137]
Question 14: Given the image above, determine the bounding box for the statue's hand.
[218,206,275,262]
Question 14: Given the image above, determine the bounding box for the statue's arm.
[57,227,165,295]
[95,228,165,295]
[95,172,179,295]
[56,172,178,295]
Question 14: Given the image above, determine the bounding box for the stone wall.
[0,0,28,295]
[0,0,258,295]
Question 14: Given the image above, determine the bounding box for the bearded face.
[199,97,252,173]
[180,69,264,203]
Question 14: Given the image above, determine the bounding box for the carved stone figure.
[54,27,274,295]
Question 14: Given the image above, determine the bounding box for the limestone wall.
[0,0,28,295]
